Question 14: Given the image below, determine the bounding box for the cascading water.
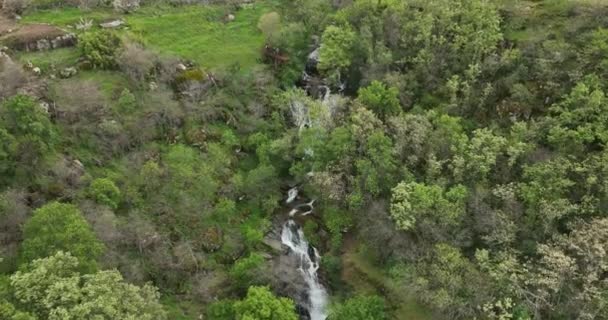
[281,188,328,320]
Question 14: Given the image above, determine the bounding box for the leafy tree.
[547,76,608,154]
[79,30,122,69]
[390,182,467,231]
[524,218,608,319]
[356,81,401,119]
[233,286,298,320]
[0,95,55,181]
[452,128,508,182]
[89,178,121,209]
[10,251,166,320]
[414,244,487,319]
[328,295,387,320]
[20,202,103,272]
[230,253,265,290]
[318,25,356,84]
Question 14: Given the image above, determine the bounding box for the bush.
[118,42,157,84]
[89,178,121,209]
[20,202,104,272]
[117,88,137,113]
[257,12,281,43]
[112,0,139,13]
[79,30,121,69]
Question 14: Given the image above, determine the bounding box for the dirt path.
[0,13,17,37]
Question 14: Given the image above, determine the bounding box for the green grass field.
[20,1,278,72]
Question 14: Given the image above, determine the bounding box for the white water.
[286,187,299,204]
[281,189,328,320]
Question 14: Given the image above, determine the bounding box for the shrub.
[118,42,157,84]
[20,202,104,272]
[117,88,137,113]
[257,12,281,43]
[112,0,139,13]
[89,178,121,209]
[79,30,121,69]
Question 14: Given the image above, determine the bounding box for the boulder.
[36,38,50,50]
[148,81,158,91]
[100,19,124,29]
[262,237,284,253]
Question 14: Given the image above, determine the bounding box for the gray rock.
[100,19,124,29]
[39,102,49,113]
[36,39,51,51]
[262,237,284,252]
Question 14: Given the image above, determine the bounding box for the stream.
[280,187,328,320]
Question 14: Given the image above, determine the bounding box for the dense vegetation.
[2,0,608,319]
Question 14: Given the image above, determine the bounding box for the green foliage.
[0,95,55,182]
[323,207,353,251]
[0,302,35,320]
[318,25,356,84]
[79,30,122,69]
[413,244,485,318]
[390,182,468,231]
[356,81,401,119]
[233,286,298,320]
[0,129,16,183]
[547,76,608,153]
[20,202,103,272]
[1,95,54,140]
[206,300,236,320]
[329,295,387,320]
[258,12,281,43]
[89,178,121,209]
[116,88,137,114]
[10,251,166,320]
[230,253,265,290]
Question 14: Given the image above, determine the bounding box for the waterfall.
[281,189,328,320]
[286,187,299,204]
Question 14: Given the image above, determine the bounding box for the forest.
[1,0,608,319]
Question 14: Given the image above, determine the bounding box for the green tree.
[10,251,166,320]
[89,178,121,209]
[230,253,265,290]
[390,182,467,231]
[328,295,387,320]
[20,202,103,272]
[356,81,401,119]
[318,25,356,84]
[233,286,298,320]
[0,95,55,181]
[547,76,608,154]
